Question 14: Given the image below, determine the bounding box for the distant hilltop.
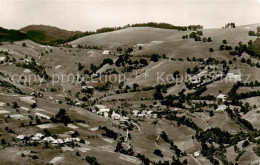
[20,25,82,43]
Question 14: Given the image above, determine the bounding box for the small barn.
[102,50,111,55]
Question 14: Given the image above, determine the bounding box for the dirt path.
[188,154,202,165]
[154,134,172,155]
[195,112,211,129]
[132,122,143,133]
[61,83,67,97]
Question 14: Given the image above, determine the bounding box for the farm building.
[43,137,55,142]
[95,104,107,110]
[132,110,139,116]
[35,133,44,138]
[226,69,242,82]
[111,111,121,120]
[194,151,200,157]
[102,50,111,55]
[55,65,62,69]
[52,139,64,144]
[0,56,5,62]
[217,94,226,101]
[32,136,40,141]
[16,135,25,140]
[82,86,94,89]
[96,107,110,118]
[216,105,227,111]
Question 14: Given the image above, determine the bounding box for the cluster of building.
[93,104,157,121]
[226,70,242,82]
[216,94,227,111]
[93,105,122,120]
[16,133,80,145]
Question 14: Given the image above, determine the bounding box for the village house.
[54,65,62,69]
[216,104,227,111]
[123,116,130,120]
[35,133,44,138]
[111,111,121,120]
[94,104,110,117]
[174,108,181,111]
[141,110,147,114]
[0,56,5,62]
[194,151,200,157]
[64,138,72,143]
[95,104,107,110]
[102,50,111,55]
[16,135,25,140]
[137,114,146,118]
[52,139,64,144]
[96,108,110,117]
[82,85,94,90]
[103,112,109,118]
[31,136,40,141]
[226,69,242,82]
[217,94,226,101]
[43,137,55,143]
[75,99,84,106]
[132,110,139,116]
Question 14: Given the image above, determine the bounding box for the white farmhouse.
[82,86,94,89]
[111,111,121,120]
[102,50,111,55]
[64,138,72,143]
[137,114,146,117]
[52,139,64,144]
[95,104,107,110]
[216,105,227,111]
[194,151,200,157]
[16,135,25,140]
[55,65,62,69]
[0,56,5,62]
[141,110,147,114]
[97,108,110,117]
[43,137,55,142]
[217,94,226,101]
[35,133,44,138]
[132,110,139,116]
[226,69,241,82]
[32,136,40,141]
[104,112,109,118]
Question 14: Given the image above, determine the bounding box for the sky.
[0,0,260,31]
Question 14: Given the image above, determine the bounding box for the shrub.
[153,149,163,157]
[242,140,250,148]
[85,156,98,165]
[31,103,37,108]
[248,31,256,36]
